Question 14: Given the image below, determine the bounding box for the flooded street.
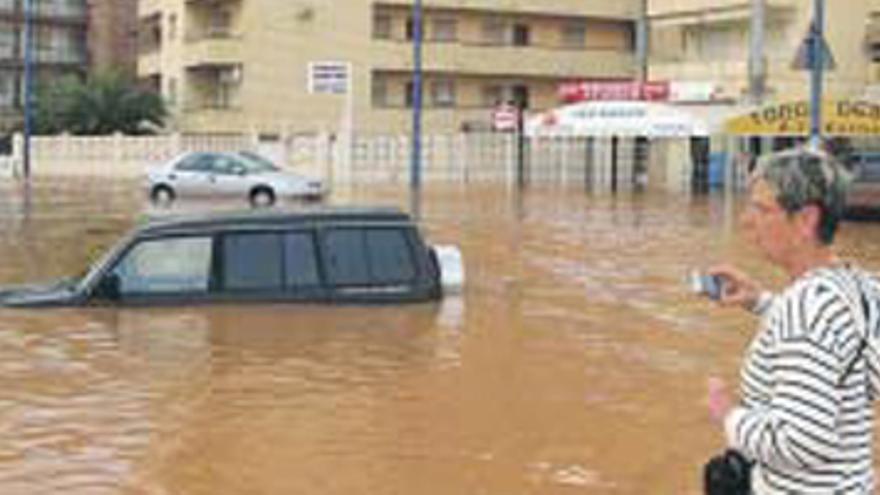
[1,180,880,495]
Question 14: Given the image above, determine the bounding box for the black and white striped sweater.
[724,266,879,494]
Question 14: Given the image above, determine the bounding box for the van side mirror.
[94,273,121,301]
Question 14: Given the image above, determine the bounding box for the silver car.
[147,151,325,207]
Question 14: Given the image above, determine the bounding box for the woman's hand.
[707,265,762,310]
[707,376,733,425]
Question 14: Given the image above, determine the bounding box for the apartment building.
[0,0,140,132]
[137,0,640,135]
[0,0,87,131]
[649,0,878,103]
[88,0,138,77]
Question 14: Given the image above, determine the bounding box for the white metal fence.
[1,132,698,192]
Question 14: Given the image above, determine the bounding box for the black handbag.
[703,449,752,495]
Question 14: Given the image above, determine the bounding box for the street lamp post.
[748,0,766,104]
[809,0,826,149]
[410,0,423,193]
[22,0,34,180]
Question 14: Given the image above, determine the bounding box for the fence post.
[11,132,22,179]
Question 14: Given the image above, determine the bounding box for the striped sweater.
[724,266,878,494]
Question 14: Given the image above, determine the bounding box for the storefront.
[718,99,880,189]
[525,100,711,192]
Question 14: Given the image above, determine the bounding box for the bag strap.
[830,269,872,387]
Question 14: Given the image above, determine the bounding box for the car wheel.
[151,185,175,205]
[250,188,276,208]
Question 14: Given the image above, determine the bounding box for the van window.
[113,237,212,294]
[284,232,320,288]
[365,229,416,283]
[324,229,370,285]
[323,228,417,286]
[857,154,880,182]
[222,233,283,291]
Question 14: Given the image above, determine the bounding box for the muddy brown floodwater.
[0,179,879,495]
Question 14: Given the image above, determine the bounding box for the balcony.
[183,32,243,69]
[376,0,637,20]
[138,50,161,77]
[866,22,880,53]
[372,42,635,79]
[871,63,880,83]
[180,106,246,133]
[37,49,86,66]
[649,0,796,27]
[139,0,162,18]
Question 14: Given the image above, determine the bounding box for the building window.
[482,84,505,107]
[167,77,177,106]
[372,75,388,107]
[482,17,506,45]
[512,84,530,109]
[430,17,457,42]
[405,17,422,41]
[513,23,530,46]
[207,10,232,37]
[561,20,586,48]
[404,81,415,107]
[168,13,177,41]
[0,24,13,59]
[374,12,392,39]
[430,79,455,107]
[0,71,14,108]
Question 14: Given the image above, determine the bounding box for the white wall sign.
[308,61,351,95]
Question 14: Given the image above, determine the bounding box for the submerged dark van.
[0,208,464,307]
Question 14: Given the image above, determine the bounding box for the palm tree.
[34,73,167,135]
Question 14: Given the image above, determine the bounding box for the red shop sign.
[558,81,671,103]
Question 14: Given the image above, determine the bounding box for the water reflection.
[1,179,880,494]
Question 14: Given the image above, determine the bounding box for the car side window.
[860,156,880,182]
[284,232,320,288]
[213,155,247,176]
[222,233,283,291]
[324,229,370,286]
[323,228,417,287]
[365,229,416,284]
[112,237,212,295]
[175,153,215,172]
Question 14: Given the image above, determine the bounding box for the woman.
[705,148,879,494]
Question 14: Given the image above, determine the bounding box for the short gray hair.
[753,147,851,245]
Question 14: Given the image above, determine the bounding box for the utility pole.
[748,0,766,104]
[636,0,649,83]
[410,0,423,194]
[809,0,825,149]
[22,0,34,180]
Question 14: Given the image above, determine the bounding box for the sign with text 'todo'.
[725,100,880,136]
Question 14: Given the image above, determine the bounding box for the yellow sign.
[724,100,880,136]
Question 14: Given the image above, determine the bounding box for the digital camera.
[689,270,724,301]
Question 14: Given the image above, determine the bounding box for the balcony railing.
[183,32,243,68]
[34,1,86,20]
[372,42,634,79]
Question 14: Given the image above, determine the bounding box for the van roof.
[135,207,412,236]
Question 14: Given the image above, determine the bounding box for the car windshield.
[237,151,280,173]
